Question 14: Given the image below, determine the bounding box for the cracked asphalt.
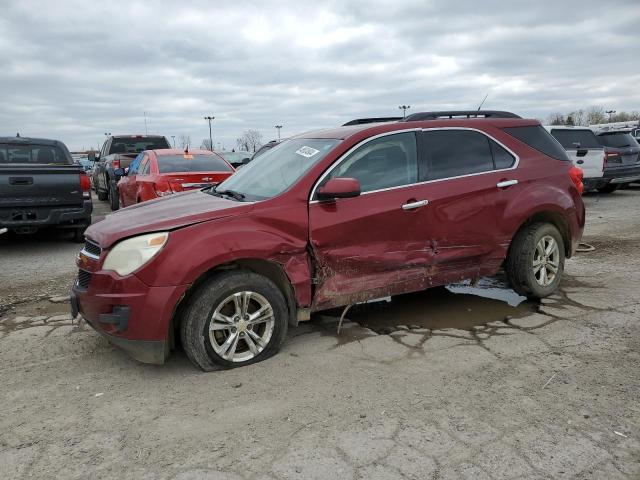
[1,188,639,479]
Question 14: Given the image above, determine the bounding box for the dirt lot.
[1,190,639,479]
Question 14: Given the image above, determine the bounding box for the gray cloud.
[1,0,639,150]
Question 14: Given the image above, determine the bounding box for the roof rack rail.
[342,117,402,126]
[402,110,521,121]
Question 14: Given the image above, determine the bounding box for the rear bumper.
[71,270,188,365]
[603,164,640,184]
[0,199,92,228]
[582,178,607,190]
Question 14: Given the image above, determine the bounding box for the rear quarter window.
[503,126,570,161]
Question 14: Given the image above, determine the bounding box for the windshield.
[550,129,601,149]
[597,132,639,149]
[0,144,71,164]
[215,138,340,200]
[220,152,251,163]
[157,154,233,173]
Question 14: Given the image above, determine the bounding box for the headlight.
[102,232,169,276]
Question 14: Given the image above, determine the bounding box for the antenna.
[144,111,148,135]
[477,93,489,111]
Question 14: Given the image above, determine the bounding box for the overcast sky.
[2,0,639,151]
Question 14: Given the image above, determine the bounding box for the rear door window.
[327,132,418,193]
[550,129,601,149]
[0,144,71,164]
[421,130,495,181]
[503,126,570,161]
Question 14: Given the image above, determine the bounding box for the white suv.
[544,126,605,191]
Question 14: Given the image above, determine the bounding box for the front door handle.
[496,180,518,188]
[402,199,429,210]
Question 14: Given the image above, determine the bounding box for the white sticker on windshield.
[295,146,320,158]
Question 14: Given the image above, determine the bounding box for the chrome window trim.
[309,127,520,203]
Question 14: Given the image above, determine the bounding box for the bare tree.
[178,134,191,149]
[586,106,606,125]
[547,113,566,125]
[201,139,213,150]
[236,129,263,153]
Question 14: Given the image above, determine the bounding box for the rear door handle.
[496,180,518,188]
[402,200,429,210]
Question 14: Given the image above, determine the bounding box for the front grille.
[77,269,92,289]
[84,240,101,256]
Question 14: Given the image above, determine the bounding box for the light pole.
[398,105,410,118]
[204,116,215,151]
[171,135,175,147]
[606,110,616,122]
[275,125,282,141]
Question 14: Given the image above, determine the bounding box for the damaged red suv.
[71,111,585,370]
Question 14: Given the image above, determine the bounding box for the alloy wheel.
[533,235,560,287]
[208,291,275,362]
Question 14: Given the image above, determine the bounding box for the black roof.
[0,136,70,148]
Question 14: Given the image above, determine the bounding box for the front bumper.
[0,199,92,228]
[71,269,188,365]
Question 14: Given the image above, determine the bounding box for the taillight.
[569,166,584,195]
[113,158,121,170]
[80,172,91,199]
[153,181,173,197]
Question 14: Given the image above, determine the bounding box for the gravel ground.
[1,189,639,479]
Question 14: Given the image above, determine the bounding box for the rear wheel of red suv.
[506,222,565,299]
[180,271,288,370]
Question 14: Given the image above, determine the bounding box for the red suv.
[71,111,585,370]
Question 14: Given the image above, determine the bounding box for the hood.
[87,190,254,248]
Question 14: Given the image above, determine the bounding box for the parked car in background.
[116,149,235,207]
[91,135,171,211]
[72,153,93,173]
[72,110,584,369]
[593,130,640,192]
[0,136,91,241]
[218,151,252,168]
[544,126,606,191]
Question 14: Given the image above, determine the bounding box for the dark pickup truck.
[0,136,92,241]
[91,135,171,211]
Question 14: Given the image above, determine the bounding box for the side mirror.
[241,157,251,165]
[317,177,361,201]
[114,167,126,176]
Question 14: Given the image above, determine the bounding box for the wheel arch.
[170,258,299,349]
[512,210,572,258]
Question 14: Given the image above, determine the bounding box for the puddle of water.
[342,277,538,333]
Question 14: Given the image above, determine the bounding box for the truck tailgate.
[0,165,84,208]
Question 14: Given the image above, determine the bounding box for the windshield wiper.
[217,189,246,201]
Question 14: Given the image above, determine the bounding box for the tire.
[506,222,565,299]
[597,184,619,194]
[180,271,288,371]
[72,226,86,243]
[108,180,120,211]
[97,188,108,201]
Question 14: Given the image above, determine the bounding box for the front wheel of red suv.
[506,222,565,299]
[180,271,288,371]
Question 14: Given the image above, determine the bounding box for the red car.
[71,111,585,370]
[116,149,235,207]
